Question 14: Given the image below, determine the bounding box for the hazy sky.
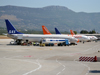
[0,0,100,13]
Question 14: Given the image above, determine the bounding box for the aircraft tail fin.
[55,28,61,34]
[70,30,75,35]
[42,25,51,35]
[5,19,23,34]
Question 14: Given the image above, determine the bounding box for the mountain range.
[0,5,100,32]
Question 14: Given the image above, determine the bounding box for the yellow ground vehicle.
[40,43,45,47]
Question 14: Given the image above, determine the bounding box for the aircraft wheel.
[64,44,66,46]
[58,44,60,46]
[16,39,22,45]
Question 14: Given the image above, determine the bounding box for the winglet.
[70,30,75,35]
[77,39,80,43]
[5,19,23,34]
[42,25,51,35]
[55,28,61,34]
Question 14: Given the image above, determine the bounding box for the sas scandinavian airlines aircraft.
[42,25,79,43]
[70,30,98,41]
[5,19,78,44]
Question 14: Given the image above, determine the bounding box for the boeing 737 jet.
[69,30,90,41]
[70,30,97,41]
[42,25,79,44]
[55,29,90,42]
[5,20,78,45]
[55,28,90,42]
[42,26,90,42]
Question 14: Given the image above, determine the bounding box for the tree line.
[80,30,96,34]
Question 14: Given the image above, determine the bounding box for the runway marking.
[1,42,100,75]
[80,44,100,53]
[56,58,66,75]
[71,53,81,55]
[50,49,52,50]
[70,43,100,56]
[23,58,42,75]
[24,55,32,57]
[73,43,100,75]
[3,56,42,75]
[74,58,90,75]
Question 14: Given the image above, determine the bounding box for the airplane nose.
[95,37,98,39]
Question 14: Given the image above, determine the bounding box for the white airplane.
[56,29,91,42]
[5,19,78,45]
[42,25,80,43]
[42,25,89,42]
[69,30,90,42]
[70,30,97,41]
[87,36,98,41]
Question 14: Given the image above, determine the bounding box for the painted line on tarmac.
[71,43,100,55]
[3,56,42,75]
[56,58,66,75]
[74,58,90,75]
[80,44,100,53]
[73,43,100,75]
[23,58,42,75]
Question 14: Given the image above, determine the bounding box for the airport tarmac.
[0,39,100,75]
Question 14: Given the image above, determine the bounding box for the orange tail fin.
[70,30,75,35]
[42,25,52,35]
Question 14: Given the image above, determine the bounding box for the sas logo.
[9,30,16,33]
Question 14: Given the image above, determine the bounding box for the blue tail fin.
[5,19,23,34]
[55,28,61,34]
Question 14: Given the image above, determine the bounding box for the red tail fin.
[70,30,75,35]
[42,25,52,35]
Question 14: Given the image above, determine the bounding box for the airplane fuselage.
[87,36,98,41]
[68,35,90,41]
[8,34,78,43]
